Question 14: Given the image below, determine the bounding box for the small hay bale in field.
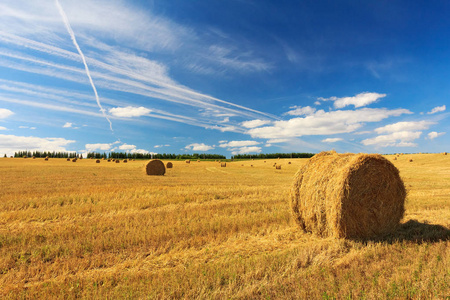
[123,159,128,163]
[251,165,253,167]
[166,162,173,168]
[146,159,165,176]
[290,150,406,239]
[409,159,413,162]
[72,158,77,162]
[96,159,100,163]
[107,159,111,162]
[393,157,397,160]
[185,160,190,164]
[67,158,71,161]
[221,162,226,167]
[197,160,200,163]
[444,152,447,155]
[276,165,281,170]
[288,162,291,164]
[116,160,120,163]
[45,157,49,161]
[23,156,27,158]
[32,156,36,159]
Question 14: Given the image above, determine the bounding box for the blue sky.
[0,0,448,157]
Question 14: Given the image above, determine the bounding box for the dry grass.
[0,154,449,299]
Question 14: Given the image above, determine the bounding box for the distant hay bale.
[96,159,100,163]
[221,162,226,167]
[116,160,120,163]
[393,157,397,160]
[166,162,173,168]
[45,157,49,161]
[123,159,128,163]
[107,159,111,162]
[409,159,413,162]
[146,159,165,176]
[32,156,36,159]
[23,156,27,159]
[197,160,200,162]
[444,152,447,155]
[290,150,406,239]
[72,158,77,162]
[185,160,190,164]
[67,158,71,161]
[102,158,106,160]
[264,161,266,163]
[276,165,281,169]
[288,162,291,164]
[251,165,253,167]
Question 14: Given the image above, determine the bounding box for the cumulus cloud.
[247,108,411,139]
[322,137,343,143]
[361,131,422,147]
[241,119,272,128]
[219,140,260,148]
[185,143,214,151]
[375,121,435,134]
[118,144,137,150]
[109,106,151,117]
[63,122,72,128]
[0,108,14,119]
[427,131,445,140]
[0,134,75,156]
[0,126,7,130]
[85,143,113,152]
[231,146,262,155]
[285,106,316,116]
[319,92,386,109]
[427,105,446,114]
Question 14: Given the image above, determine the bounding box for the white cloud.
[319,92,386,109]
[427,131,445,140]
[247,108,411,139]
[428,105,446,114]
[63,122,72,128]
[267,138,290,144]
[185,143,214,151]
[109,106,152,118]
[285,106,316,116]
[118,144,137,150]
[322,138,343,143]
[85,143,112,152]
[18,125,36,129]
[0,126,7,130]
[375,121,435,134]
[0,134,75,156]
[231,146,262,155]
[361,131,422,147]
[219,140,260,148]
[241,119,272,129]
[314,101,321,105]
[154,144,170,148]
[0,108,14,119]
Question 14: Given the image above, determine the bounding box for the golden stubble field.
[0,154,449,299]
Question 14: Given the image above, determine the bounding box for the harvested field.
[0,154,448,298]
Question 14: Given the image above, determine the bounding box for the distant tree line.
[14,151,78,158]
[232,152,315,159]
[94,152,227,160]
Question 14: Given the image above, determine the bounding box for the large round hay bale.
[221,162,226,167]
[166,162,173,168]
[146,159,165,176]
[290,151,406,239]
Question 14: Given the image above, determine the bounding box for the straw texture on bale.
[146,159,165,176]
[96,159,100,163]
[166,162,173,168]
[221,162,226,167]
[290,151,406,239]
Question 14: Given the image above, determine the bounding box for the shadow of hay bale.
[357,220,450,244]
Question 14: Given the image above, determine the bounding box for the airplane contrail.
[55,0,113,131]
